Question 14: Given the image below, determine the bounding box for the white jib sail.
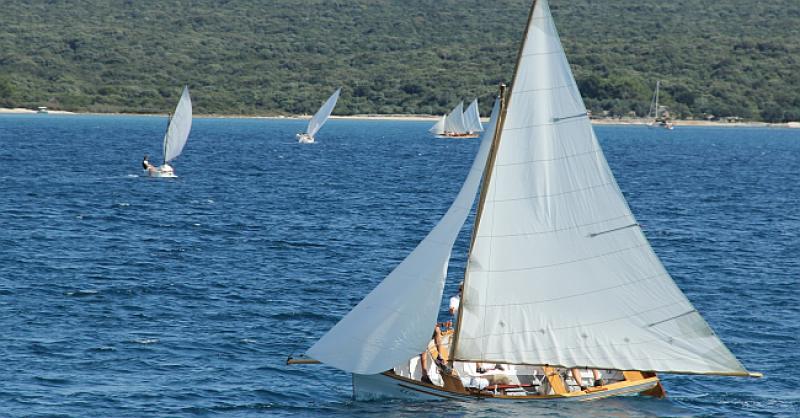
[453,0,749,376]
[463,99,484,133]
[163,86,192,163]
[429,115,446,134]
[443,102,467,134]
[306,88,341,138]
[307,98,501,375]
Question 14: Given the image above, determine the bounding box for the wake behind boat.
[289,0,759,402]
[297,88,341,144]
[143,86,192,178]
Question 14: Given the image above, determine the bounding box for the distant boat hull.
[647,121,674,130]
[297,133,315,144]
[435,133,481,139]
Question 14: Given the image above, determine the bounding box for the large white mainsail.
[306,99,501,375]
[443,102,467,135]
[429,115,446,135]
[306,88,341,138]
[452,0,749,376]
[163,86,192,164]
[463,99,484,133]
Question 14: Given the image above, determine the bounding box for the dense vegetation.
[1,0,798,121]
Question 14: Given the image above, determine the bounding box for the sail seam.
[477,242,650,273]
[512,83,573,95]
[502,116,587,131]
[475,214,632,237]
[519,50,562,59]
[461,300,683,338]
[488,180,615,202]
[472,328,723,358]
[477,272,669,307]
[495,148,601,167]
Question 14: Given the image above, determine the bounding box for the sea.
[0,114,797,417]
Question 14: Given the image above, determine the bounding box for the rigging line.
[646,310,698,328]
[553,112,589,123]
[587,223,640,238]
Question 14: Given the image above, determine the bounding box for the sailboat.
[647,81,674,130]
[431,101,480,138]
[145,85,192,178]
[429,115,447,136]
[289,0,760,401]
[297,88,341,144]
[463,99,484,135]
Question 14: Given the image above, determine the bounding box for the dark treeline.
[0,0,798,121]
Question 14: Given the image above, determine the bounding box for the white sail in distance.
[163,86,192,164]
[306,88,341,138]
[463,99,484,133]
[429,115,446,135]
[307,99,501,375]
[443,102,466,134]
[453,0,751,376]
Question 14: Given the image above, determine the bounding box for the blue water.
[0,114,797,417]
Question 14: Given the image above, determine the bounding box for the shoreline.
[1,107,797,128]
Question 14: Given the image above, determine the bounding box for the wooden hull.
[353,371,663,402]
[435,133,481,139]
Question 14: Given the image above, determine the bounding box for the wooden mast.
[450,0,540,364]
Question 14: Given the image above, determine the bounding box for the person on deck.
[448,283,463,316]
[142,155,157,175]
[571,367,604,391]
[419,284,463,384]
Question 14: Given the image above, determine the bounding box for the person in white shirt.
[448,283,462,316]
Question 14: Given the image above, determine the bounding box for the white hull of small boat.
[145,164,177,178]
[297,133,315,144]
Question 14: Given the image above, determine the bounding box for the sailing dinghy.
[290,0,759,401]
[297,88,341,144]
[145,86,192,178]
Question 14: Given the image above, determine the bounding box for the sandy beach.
[1,107,797,128]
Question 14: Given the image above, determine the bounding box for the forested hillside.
[1,0,798,121]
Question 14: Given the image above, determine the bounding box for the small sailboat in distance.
[289,0,760,402]
[297,88,341,144]
[647,80,674,130]
[431,100,481,138]
[144,85,192,178]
